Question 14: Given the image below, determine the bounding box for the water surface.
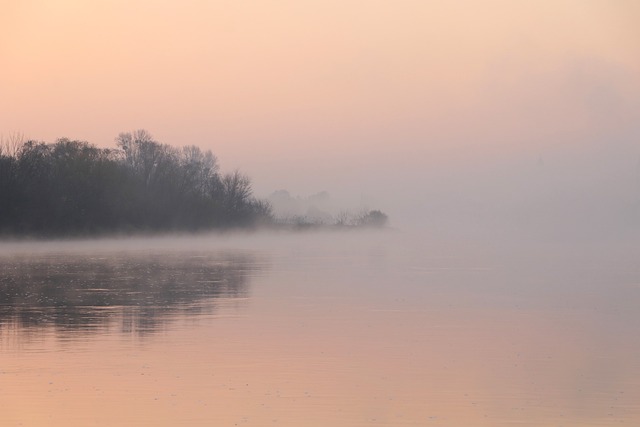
[1,232,639,426]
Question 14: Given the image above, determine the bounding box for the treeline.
[274,208,389,229]
[0,130,272,236]
[267,189,389,229]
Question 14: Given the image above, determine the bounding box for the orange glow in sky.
[1,1,639,207]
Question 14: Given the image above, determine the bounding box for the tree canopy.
[0,131,273,236]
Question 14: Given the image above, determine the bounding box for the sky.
[1,0,639,233]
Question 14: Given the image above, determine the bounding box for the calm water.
[1,231,639,426]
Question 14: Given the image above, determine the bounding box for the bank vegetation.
[0,131,388,237]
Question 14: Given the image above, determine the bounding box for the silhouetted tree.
[357,210,389,227]
[0,130,273,236]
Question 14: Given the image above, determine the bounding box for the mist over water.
[1,230,639,426]
[0,249,256,334]
[365,133,640,240]
[1,1,639,425]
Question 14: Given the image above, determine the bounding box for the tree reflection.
[0,251,260,335]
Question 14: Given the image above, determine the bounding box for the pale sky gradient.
[1,0,639,231]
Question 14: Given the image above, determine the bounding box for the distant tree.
[48,138,104,231]
[116,130,172,189]
[0,145,18,229]
[334,210,352,227]
[358,210,388,227]
[218,170,253,221]
[178,145,219,198]
[15,141,54,232]
[0,132,25,158]
[0,130,274,236]
[247,199,274,225]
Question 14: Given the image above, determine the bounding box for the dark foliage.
[0,131,273,236]
[356,210,389,228]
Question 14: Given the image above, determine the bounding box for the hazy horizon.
[2,0,639,235]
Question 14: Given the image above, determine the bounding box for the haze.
[2,0,639,235]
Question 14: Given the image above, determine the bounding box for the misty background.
[1,1,639,240]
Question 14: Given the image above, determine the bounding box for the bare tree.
[221,170,252,212]
[0,132,25,158]
[334,210,352,226]
[179,145,219,196]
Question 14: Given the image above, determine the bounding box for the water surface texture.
[1,232,639,426]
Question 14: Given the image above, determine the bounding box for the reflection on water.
[0,251,258,335]
[0,232,639,426]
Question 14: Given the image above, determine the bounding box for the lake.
[1,230,639,426]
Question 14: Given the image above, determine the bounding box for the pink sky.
[2,0,639,226]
